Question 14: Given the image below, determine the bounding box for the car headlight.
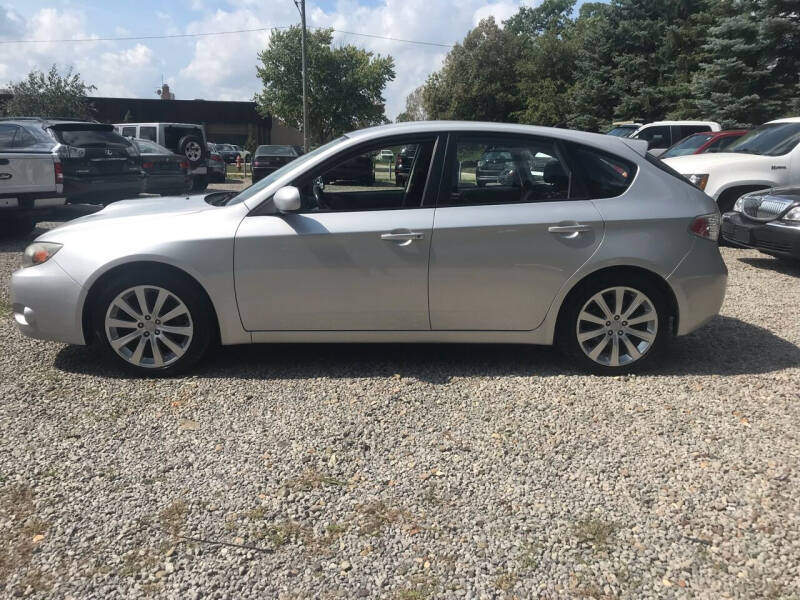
[22,242,62,268]
[782,207,800,221]
[686,174,709,190]
[733,194,748,212]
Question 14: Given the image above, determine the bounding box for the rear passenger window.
[444,136,572,206]
[566,143,637,199]
[121,126,136,138]
[0,124,19,149]
[139,126,157,142]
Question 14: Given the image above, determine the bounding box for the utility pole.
[294,0,309,153]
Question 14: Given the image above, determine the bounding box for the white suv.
[663,118,800,212]
[114,122,208,191]
[630,121,721,156]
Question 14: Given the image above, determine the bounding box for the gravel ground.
[1,217,799,599]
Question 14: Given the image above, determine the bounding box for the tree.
[395,86,427,122]
[421,17,524,122]
[508,0,579,126]
[692,0,800,127]
[122,109,135,123]
[255,26,395,143]
[2,65,96,119]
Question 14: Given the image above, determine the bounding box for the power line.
[0,25,454,48]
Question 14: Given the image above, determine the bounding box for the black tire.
[191,175,209,192]
[557,274,671,375]
[178,135,206,167]
[91,268,214,376]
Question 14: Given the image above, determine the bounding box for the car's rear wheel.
[92,271,213,375]
[559,277,669,375]
[179,135,206,167]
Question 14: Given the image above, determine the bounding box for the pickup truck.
[0,120,66,236]
[663,117,800,212]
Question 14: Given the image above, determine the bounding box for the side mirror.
[273,186,301,213]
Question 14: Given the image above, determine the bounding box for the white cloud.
[1,1,538,121]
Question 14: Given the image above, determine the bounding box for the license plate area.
[733,225,751,244]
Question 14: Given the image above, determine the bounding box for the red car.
[660,130,749,159]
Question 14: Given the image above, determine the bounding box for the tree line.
[397,0,800,131]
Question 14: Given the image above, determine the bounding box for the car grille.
[742,195,794,221]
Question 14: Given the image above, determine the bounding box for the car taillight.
[54,161,63,184]
[180,161,189,170]
[142,161,154,169]
[689,213,720,241]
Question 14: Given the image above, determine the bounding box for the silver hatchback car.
[11,122,727,376]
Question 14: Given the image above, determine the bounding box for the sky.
[0,0,594,120]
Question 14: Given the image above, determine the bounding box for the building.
[0,92,303,147]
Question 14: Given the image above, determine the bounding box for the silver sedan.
[11,122,727,375]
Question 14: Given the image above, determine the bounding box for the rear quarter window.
[566,143,637,199]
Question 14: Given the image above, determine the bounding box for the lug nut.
[145,315,151,321]
[155,320,160,325]
[155,330,160,335]
[143,332,150,337]
[622,321,628,326]
[605,321,611,326]
[137,323,144,328]
[614,315,620,321]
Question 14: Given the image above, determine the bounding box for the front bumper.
[667,238,728,336]
[721,212,800,259]
[10,258,86,345]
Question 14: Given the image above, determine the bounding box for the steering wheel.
[312,177,329,209]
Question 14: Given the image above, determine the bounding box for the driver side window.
[295,139,435,212]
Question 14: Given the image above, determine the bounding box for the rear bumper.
[63,174,143,202]
[721,212,800,259]
[252,166,277,182]
[667,238,728,336]
[10,259,85,345]
[143,174,191,193]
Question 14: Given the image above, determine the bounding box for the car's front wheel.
[92,270,213,375]
[559,276,669,375]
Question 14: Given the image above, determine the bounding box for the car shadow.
[738,256,800,278]
[53,315,800,382]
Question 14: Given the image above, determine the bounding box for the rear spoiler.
[47,123,114,132]
[620,138,648,156]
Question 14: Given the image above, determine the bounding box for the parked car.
[34,119,142,205]
[132,139,191,196]
[206,143,227,183]
[323,154,374,185]
[663,117,800,212]
[630,121,722,156]
[115,122,208,192]
[214,144,240,164]
[605,123,642,137]
[660,130,749,159]
[721,188,800,260]
[0,118,66,235]
[11,121,726,376]
[252,145,303,183]
[395,145,417,186]
[378,149,394,161]
[475,148,535,187]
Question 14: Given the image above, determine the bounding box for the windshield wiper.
[204,191,236,206]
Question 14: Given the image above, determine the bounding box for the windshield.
[606,126,638,137]
[256,145,297,157]
[661,133,714,158]
[726,122,800,156]
[226,136,348,206]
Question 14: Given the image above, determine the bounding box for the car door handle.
[381,231,425,241]
[548,224,592,234]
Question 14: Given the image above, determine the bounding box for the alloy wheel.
[576,286,658,368]
[185,141,202,162]
[104,285,194,368]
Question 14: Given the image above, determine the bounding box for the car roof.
[344,121,638,153]
[767,117,800,124]
[639,120,720,126]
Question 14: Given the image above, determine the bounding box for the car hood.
[39,195,219,240]
[662,152,764,174]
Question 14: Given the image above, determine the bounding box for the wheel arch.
[554,265,680,340]
[715,184,771,211]
[81,261,221,344]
